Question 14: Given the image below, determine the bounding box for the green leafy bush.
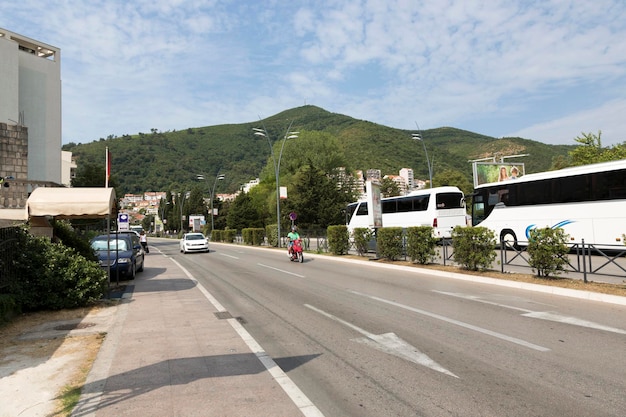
[266,224,279,247]
[211,229,223,242]
[406,226,438,264]
[377,227,404,261]
[451,226,496,271]
[242,228,265,245]
[222,229,236,243]
[327,225,349,255]
[527,227,569,278]
[352,227,374,256]
[10,227,107,311]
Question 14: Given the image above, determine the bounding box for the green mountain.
[63,105,574,195]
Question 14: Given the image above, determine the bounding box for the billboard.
[365,180,383,228]
[473,162,525,187]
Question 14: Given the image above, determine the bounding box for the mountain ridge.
[63,105,574,194]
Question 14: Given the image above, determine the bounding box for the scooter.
[289,238,304,263]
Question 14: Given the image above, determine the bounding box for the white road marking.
[219,253,240,259]
[434,291,626,335]
[172,258,324,417]
[258,263,306,278]
[350,291,550,352]
[305,304,458,378]
[522,311,626,334]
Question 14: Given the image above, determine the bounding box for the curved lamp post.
[253,122,299,248]
[197,172,225,231]
[412,123,433,188]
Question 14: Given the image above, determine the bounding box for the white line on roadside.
[258,263,306,278]
[219,253,240,259]
[350,291,550,352]
[434,291,626,335]
[171,257,325,417]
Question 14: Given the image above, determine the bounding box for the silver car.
[179,232,209,253]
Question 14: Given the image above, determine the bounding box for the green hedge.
[352,227,374,256]
[451,226,496,271]
[377,227,404,261]
[327,225,349,255]
[406,226,438,264]
[242,228,265,245]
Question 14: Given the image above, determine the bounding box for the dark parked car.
[90,233,144,279]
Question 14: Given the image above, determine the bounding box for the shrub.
[377,227,404,261]
[10,228,107,311]
[352,228,374,256]
[406,226,438,264]
[222,229,236,243]
[451,226,496,271]
[211,229,222,242]
[527,227,569,278]
[327,225,349,255]
[266,224,279,247]
[242,228,265,245]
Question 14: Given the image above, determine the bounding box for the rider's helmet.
[291,226,297,232]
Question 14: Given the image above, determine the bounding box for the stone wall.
[0,123,29,208]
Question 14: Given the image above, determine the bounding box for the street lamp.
[253,121,299,248]
[412,123,433,188]
[197,172,226,231]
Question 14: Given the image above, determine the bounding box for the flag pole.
[105,147,110,188]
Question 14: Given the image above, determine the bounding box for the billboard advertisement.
[365,180,383,228]
[473,162,525,187]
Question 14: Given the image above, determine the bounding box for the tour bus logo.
[525,220,575,239]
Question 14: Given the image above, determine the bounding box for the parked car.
[91,233,145,279]
[180,232,209,253]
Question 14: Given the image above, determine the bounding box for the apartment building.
[0,28,62,186]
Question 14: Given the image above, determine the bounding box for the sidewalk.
[72,252,316,417]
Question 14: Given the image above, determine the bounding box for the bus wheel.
[500,230,519,250]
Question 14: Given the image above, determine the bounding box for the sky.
[2,0,626,147]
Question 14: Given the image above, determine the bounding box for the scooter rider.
[287,226,300,256]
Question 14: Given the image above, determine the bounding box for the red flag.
[106,147,111,187]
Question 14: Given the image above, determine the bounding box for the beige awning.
[26,187,116,219]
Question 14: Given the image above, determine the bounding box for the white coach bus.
[346,186,467,238]
[470,159,626,247]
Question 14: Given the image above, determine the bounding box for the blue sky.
[3,0,626,146]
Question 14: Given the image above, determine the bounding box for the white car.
[180,232,209,253]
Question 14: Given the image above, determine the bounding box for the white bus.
[470,159,626,247]
[346,186,467,238]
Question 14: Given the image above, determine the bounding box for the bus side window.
[356,202,368,216]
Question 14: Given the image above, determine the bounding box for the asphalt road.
[153,239,626,417]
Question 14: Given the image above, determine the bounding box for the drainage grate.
[214,311,233,320]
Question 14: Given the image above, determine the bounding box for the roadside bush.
[406,226,438,264]
[10,227,107,311]
[327,225,349,255]
[222,229,236,243]
[377,227,404,261]
[527,227,569,278]
[451,226,496,271]
[211,229,222,242]
[352,228,374,256]
[266,224,279,247]
[53,220,97,261]
[0,294,17,324]
[242,228,265,245]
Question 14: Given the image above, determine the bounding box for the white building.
[0,28,62,184]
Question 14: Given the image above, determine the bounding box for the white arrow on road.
[304,304,458,378]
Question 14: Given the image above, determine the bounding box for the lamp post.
[253,122,299,248]
[159,201,170,233]
[412,123,433,188]
[197,172,225,231]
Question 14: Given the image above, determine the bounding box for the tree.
[567,131,626,167]
[283,163,357,230]
[380,177,401,197]
[226,191,264,231]
[432,169,473,197]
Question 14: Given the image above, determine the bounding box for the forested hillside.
[63,105,574,195]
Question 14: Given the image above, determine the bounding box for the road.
[152,239,626,417]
